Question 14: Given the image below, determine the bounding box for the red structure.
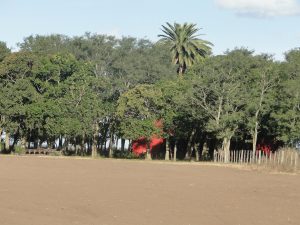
[256,138,278,156]
[132,120,165,156]
[132,136,164,155]
[257,143,271,156]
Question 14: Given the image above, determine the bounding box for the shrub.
[14,145,26,155]
[113,150,145,159]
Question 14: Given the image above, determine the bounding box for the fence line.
[213,149,300,172]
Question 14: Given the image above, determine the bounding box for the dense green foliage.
[0,26,299,160]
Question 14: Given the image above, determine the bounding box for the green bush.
[14,145,26,155]
[113,150,145,159]
[49,150,62,156]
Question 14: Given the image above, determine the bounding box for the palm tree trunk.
[178,66,184,78]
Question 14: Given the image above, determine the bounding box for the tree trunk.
[251,87,264,160]
[58,135,63,150]
[92,124,99,158]
[165,139,170,160]
[87,139,92,153]
[108,132,113,158]
[5,130,10,151]
[121,138,125,153]
[12,130,19,149]
[185,129,196,160]
[38,139,43,148]
[92,138,97,158]
[63,137,69,154]
[128,140,132,152]
[146,141,152,160]
[115,137,119,151]
[178,66,184,78]
[173,141,177,162]
[195,143,200,162]
[216,96,223,126]
[252,121,258,159]
[0,128,2,150]
[33,136,38,149]
[21,137,27,149]
[80,135,85,156]
[102,127,108,153]
[222,137,231,163]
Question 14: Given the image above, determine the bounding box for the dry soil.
[0,156,299,225]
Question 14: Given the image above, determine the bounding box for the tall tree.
[116,84,164,160]
[244,54,279,157]
[271,49,300,145]
[188,50,250,162]
[0,41,10,62]
[158,22,213,77]
[0,52,38,150]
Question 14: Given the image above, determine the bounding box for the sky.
[1,0,300,60]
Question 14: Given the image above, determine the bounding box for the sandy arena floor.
[0,156,299,225]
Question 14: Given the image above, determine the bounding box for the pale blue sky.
[1,0,300,60]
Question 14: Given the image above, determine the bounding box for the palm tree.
[158,22,213,77]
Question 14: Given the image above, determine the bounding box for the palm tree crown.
[158,22,213,76]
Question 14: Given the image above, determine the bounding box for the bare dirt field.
[0,156,299,225]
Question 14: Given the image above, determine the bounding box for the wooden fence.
[214,149,299,172]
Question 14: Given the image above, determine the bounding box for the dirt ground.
[0,156,299,225]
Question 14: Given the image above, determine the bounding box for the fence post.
[281,150,285,165]
[294,152,298,172]
[222,151,224,163]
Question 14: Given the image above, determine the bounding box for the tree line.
[0,23,299,162]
